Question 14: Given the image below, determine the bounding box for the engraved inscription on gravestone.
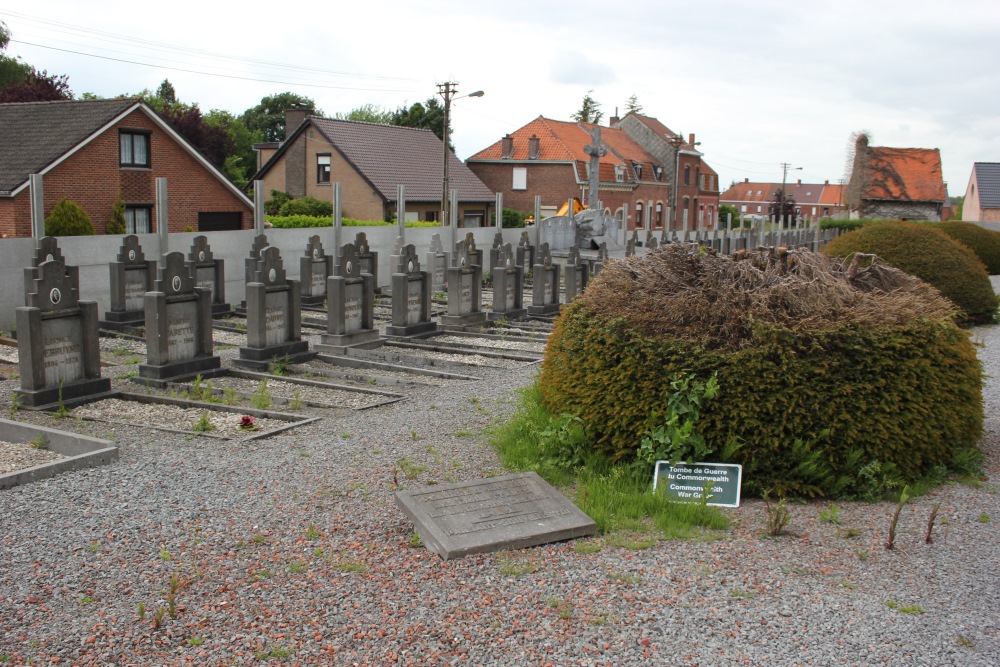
[544,278,553,304]
[166,301,198,363]
[395,472,597,560]
[344,282,364,332]
[459,275,472,313]
[406,280,423,325]
[505,279,516,310]
[195,266,215,293]
[311,265,326,296]
[42,318,83,387]
[124,278,146,311]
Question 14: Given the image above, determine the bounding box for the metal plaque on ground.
[395,472,596,560]
[652,461,743,507]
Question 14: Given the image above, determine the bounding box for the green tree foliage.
[156,78,176,105]
[264,190,292,216]
[391,98,446,141]
[491,207,529,228]
[130,82,233,169]
[624,94,643,114]
[45,198,94,236]
[107,191,126,234]
[823,221,999,323]
[950,195,964,221]
[0,21,71,102]
[334,103,393,124]
[718,204,742,228]
[239,92,321,142]
[278,196,332,217]
[204,108,260,188]
[571,90,603,124]
[932,221,1000,274]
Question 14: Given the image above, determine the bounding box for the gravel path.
[0,310,997,665]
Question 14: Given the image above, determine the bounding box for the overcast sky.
[3,0,998,198]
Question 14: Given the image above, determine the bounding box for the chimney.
[824,179,829,185]
[284,108,311,139]
[610,107,620,126]
[797,179,801,185]
[528,135,540,160]
[501,134,514,159]
[688,133,696,146]
[744,178,749,183]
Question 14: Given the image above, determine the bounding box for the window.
[632,161,642,180]
[757,205,762,213]
[615,165,625,183]
[652,164,663,181]
[512,167,527,190]
[655,202,663,228]
[125,206,151,234]
[635,201,644,225]
[741,204,747,213]
[119,131,150,167]
[684,165,690,186]
[317,154,331,183]
[424,211,439,222]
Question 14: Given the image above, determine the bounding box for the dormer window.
[632,161,642,180]
[652,164,663,181]
[615,165,625,183]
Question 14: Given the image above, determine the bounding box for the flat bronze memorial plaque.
[395,472,596,560]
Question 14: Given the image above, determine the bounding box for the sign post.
[652,461,742,508]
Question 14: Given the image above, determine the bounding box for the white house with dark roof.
[251,112,495,226]
[963,162,1000,223]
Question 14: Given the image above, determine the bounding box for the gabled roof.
[468,116,665,184]
[253,117,494,202]
[0,98,135,194]
[720,181,845,207]
[860,146,946,202]
[973,162,1000,209]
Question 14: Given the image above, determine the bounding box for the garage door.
[198,212,242,231]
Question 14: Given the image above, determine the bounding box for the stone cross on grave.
[583,126,607,210]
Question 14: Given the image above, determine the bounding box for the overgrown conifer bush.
[539,244,983,498]
[45,198,94,236]
[931,221,1000,275]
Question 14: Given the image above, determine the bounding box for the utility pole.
[438,81,456,230]
[779,162,802,227]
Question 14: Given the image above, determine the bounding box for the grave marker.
[23,237,78,306]
[102,235,157,329]
[515,230,535,270]
[440,239,486,329]
[489,244,526,321]
[653,461,743,508]
[187,235,231,315]
[352,232,379,293]
[317,242,379,351]
[238,246,312,370]
[385,244,437,338]
[300,235,333,306]
[426,233,448,292]
[563,246,589,303]
[528,243,561,316]
[488,231,505,272]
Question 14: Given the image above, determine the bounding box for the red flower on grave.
[238,415,257,430]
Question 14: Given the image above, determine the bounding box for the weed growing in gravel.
[408,532,423,548]
[159,548,171,561]
[819,504,842,525]
[167,593,177,618]
[453,430,475,437]
[189,375,214,402]
[87,540,100,553]
[252,569,274,581]
[256,646,293,661]
[191,412,214,434]
[341,432,352,439]
[838,527,860,539]
[730,588,755,599]
[137,602,146,620]
[957,635,974,648]
[305,523,320,540]
[79,596,96,604]
[55,382,70,418]
[978,513,991,523]
[29,432,48,450]
[885,486,910,550]
[839,581,855,589]
[251,379,272,410]
[605,569,643,585]
[605,531,659,550]
[333,561,367,572]
[8,391,21,416]
[856,549,870,561]
[496,552,540,577]
[574,540,602,555]
[589,611,616,626]
[289,391,303,410]
[188,636,205,647]
[763,492,791,536]
[410,430,419,441]
[287,560,308,574]
[251,534,267,544]
[222,387,239,406]
[397,458,427,479]
[887,600,925,615]
[152,607,166,629]
[270,354,293,376]
[925,503,941,544]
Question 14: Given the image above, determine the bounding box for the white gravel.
[70,397,290,438]
[0,439,65,474]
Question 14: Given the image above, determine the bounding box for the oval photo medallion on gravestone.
[407,260,414,273]
[461,257,467,268]
[171,276,182,292]
[268,268,276,282]
[128,250,136,262]
[50,288,61,305]
[506,258,512,269]
[198,251,206,262]
[46,254,54,262]
[346,261,353,274]
[313,249,320,260]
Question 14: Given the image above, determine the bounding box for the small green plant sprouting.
[289,390,303,411]
[270,354,292,377]
[8,391,21,416]
[251,379,272,410]
[397,458,427,479]
[79,596,96,604]
[453,430,475,437]
[574,540,602,555]
[305,523,320,540]
[885,485,910,550]
[188,636,205,647]
[978,513,991,523]
[138,601,146,620]
[410,430,419,441]
[496,551,539,577]
[408,532,423,548]
[152,606,166,629]
[55,381,70,418]
[251,533,267,544]
[253,569,274,581]
[333,561,367,573]
[856,549,870,561]
[819,504,842,525]
[191,412,215,434]
[957,635,974,648]
[838,527,860,539]
[167,593,177,618]
[189,375,214,402]
[256,646,293,661]
[159,548,171,561]
[730,588,755,599]
[925,503,941,544]
[222,387,239,405]
[341,432,352,439]
[887,600,925,615]
[87,540,100,553]
[839,581,855,590]
[287,560,307,574]
[29,432,49,450]
[763,492,791,537]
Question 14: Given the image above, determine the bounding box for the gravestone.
[300,235,333,306]
[23,237,78,306]
[317,243,379,351]
[388,236,405,287]
[528,243,561,316]
[440,239,486,329]
[646,234,659,250]
[395,472,597,560]
[425,233,448,292]
[101,235,157,329]
[457,232,484,271]
[187,235,231,316]
[488,232,505,272]
[385,244,436,338]
[515,230,535,270]
[590,242,608,277]
[353,232,379,293]
[660,227,670,245]
[238,246,312,370]
[138,251,220,385]
[563,246,589,303]
[489,244,526,321]
[237,234,270,314]
[17,258,110,407]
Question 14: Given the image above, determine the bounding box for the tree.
[571,90,603,124]
[205,108,261,188]
[45,198,94,236]
[718,204,742,228]
[156,79,176,105]
[240,92,321,142]
[624,94,643,114]
[0,67,71,103]
[391,98,445,141]
[334,103,393,124]
[160,103,233,168]
[107,191,126,234]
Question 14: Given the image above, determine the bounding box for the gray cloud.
[549,51,616,86]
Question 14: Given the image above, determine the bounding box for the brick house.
[719,178,846,220]
[0,98,253,237]
[845,134,947,221]
[251,112,495,225]
[611,113,720,229]
[962,163,1000,222]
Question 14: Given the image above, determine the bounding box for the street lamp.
[438,82,484,230]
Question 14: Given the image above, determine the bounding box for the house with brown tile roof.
[962,162,1000,223]
[467,115,697,231]
[251,113,495,225]
[719,178,845,220]
[845,134,947,221]
[0,98,253,237]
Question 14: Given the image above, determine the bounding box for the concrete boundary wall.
[0,226,525,331]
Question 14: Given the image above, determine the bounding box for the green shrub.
[823,221,998,324]
[931,221,1000,274]
[538,245,983,498]
[264,190,291,216]
[278,196,333,217]
[266,215,439,229]
[820,219,873,231]
[45,198,94,236]
[106,191,126,234]
[490,207,528,228]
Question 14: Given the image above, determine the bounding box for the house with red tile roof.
[467,116,694,231]
[251,111,495,225]
[845,134,947,221]
[962,163,1000,223]
[719,178,845,221]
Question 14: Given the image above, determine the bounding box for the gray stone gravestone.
[488,231,505,272]
[237,234,270,314]
[625,232,636,257]
[563,246,589,303]
[489,244,526,321]
[515,230,535,270]
[426,233,448,292]
[590,241,608,277]
[300,235,334,306]
[23,237,78,306]
[646,234,659,250]
[317,243,379,352]
[385,244,436,338]
[353,232,379,293]
[102,235,157,329]
[17,258,110,407]
[238,246,312,370]
[187,235,231,316]
[440,239,486,329]
[138,251,220,385]
[457,232,484,272]
[528,243,561,316]
[395,472,597,560]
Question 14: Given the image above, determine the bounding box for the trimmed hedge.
[266,215,441,229]
[538,246,983,497]
[931,221,1000,274]
[278,196,332,217]
[45,198,94,236]
[823,221,998,324]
